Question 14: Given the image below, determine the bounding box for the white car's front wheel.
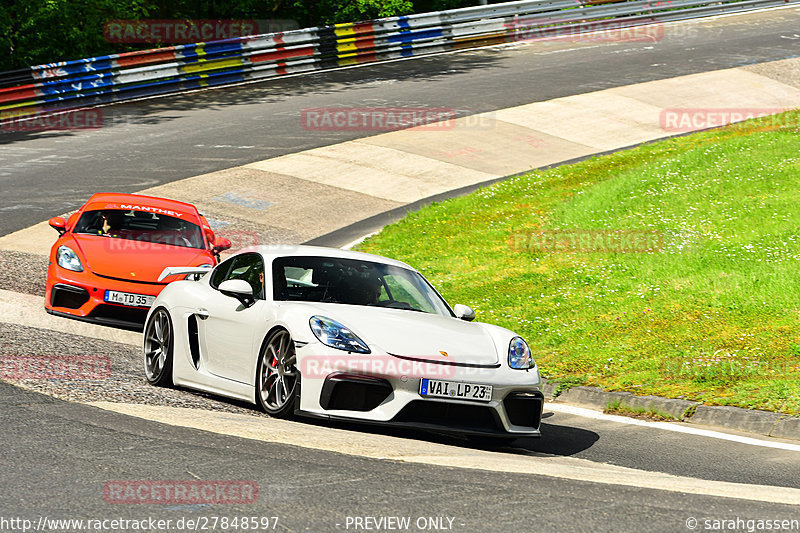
[144,307,174,387]
[256,329,299,418]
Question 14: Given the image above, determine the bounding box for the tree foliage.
[2,0,154,69]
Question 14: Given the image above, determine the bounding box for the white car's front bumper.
[295,342,544,437]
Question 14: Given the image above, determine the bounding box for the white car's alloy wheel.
[257,329,298,417]
[144,308,173,386]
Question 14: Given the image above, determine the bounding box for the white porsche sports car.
[143,245,544,438]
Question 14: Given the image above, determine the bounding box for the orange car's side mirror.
[213,238,232,253]
[49,217,67,236]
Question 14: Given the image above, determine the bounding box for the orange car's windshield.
[73,209,205,249]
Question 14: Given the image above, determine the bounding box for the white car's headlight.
[310,316,370,354]
[56,245,83,272]
[509,336,535,369]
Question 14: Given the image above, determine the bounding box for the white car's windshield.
[272,256,453,316]
[73,209,205,249]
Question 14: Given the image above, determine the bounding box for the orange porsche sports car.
[45,192,231,329]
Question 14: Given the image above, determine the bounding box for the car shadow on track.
[176,388,600,457]
[292,413,599,457]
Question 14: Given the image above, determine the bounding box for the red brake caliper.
[268,347,279,390]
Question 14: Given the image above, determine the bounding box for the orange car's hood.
[72,234,210,282]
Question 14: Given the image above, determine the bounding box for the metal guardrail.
[0,0,796,120]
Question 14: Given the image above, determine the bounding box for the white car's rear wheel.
[256,329,299,417]
[144,307,174,387]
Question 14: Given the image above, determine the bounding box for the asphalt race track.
[1,8,800,532]
[1,380,799,532]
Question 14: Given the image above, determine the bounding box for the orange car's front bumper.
[45,262,167,331]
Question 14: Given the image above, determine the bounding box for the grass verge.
[357,111,800,415]
[603,400,681,422]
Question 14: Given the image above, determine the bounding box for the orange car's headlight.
[56,246,83,272]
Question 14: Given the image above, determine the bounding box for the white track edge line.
[548,403,800,451]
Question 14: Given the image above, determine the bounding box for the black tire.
[255,329,299,418]
[143,307,174,387]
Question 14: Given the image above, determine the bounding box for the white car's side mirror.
[453,304,475,322]
[219,279,254,307]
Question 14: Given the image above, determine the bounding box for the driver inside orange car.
[98,210,123,237]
